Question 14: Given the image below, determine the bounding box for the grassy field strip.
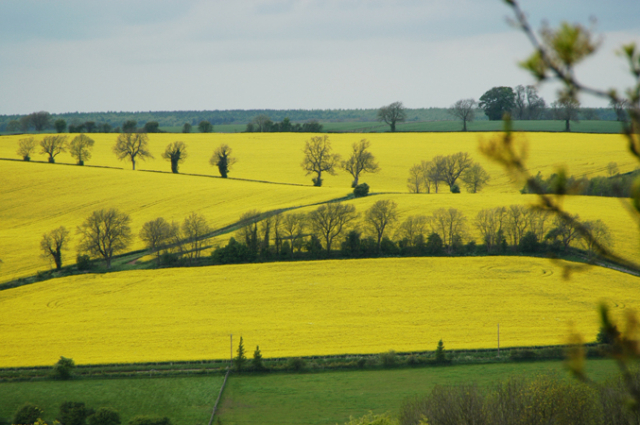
[0,375,225,425]
[0,257,637,367]
[217,359,620,425]
[0,161,347,282]
[0,360,618,425]
[1,132,633,194]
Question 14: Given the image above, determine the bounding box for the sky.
[1,0,639,115]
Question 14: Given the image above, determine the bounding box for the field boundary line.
[208,366,231,425]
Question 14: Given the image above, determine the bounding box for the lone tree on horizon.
[377,101,406,132]
[448,99,477,131]
[301,135,341,187]
[113,133,154,170]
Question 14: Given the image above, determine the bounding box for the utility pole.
[497,323,500,357]
[230,334,233,366]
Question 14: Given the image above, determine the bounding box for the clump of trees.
[245,115,323,132]
[521,168,636,198]
[407,152,489,193]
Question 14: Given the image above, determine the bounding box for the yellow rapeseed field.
[0,160,347,282]
[0,257,637,367]
[0,132,634,193]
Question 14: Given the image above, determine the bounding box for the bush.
[519,231,539,253]
[356,357,367,368]
[509,349,537,361]
[76,254,93,271]
[450,184,460,193]
[343,412,398,425]
[128,417,171,425]
[88,408,120,425]
[13,403,44,425]
[59,402,92,425]
[380,350,397,368]
[52,356,75,380]
[287,357,306,371]
[353,183,370,198]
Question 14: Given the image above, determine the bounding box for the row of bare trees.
[15,134,235,176]
[214,201,612,262]
[407,152,490,193]
[39,209,212,271]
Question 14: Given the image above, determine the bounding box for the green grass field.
[0,360,619,425]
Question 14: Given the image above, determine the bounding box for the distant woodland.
[0,107,622,133]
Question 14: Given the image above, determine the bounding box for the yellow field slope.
[1,132,634,193]
[0,257,638,367]
[0,161,347,282]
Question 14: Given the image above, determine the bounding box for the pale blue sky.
[1,0,638,114]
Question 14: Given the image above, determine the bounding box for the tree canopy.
[479,87,516,120]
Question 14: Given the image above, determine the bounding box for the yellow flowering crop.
[0,257,637,367]
[0,160,347,282]
[0,132,633,193]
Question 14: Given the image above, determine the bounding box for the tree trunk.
[463,119,467,132]
[132,157,136,170]
[48,156,55,163]
[353,175,359,188]
[171,160,178,174]
[54,250,62,270]
[390,122,396,132]
[565,119,570,132]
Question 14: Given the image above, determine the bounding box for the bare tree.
[580,220,613,260]
[377,101,407,132]
[552,97,581,132]
[16,137,37,161]
[341,139,380,187]
[40,226,70,270]
[395,215,429,247]
[301,135,341,187]
[113,133,153,170]
[441,152,473,191]
[210,144,237,178]
[77,208,132,269]
[513,85,546,120]
[407,164,424,193]
[252,114,272,132]
[430,208,468,253]
[364,200,399,253]
[28,111,52,131]
[281,213,307,255]
[308,202,358,254]
[40,135,68,163]
[504,205,531,247]
[545,214,582,250]
[448,99,476,131]
[461,163,490,193]
[474,207,506,251]
[182,212,210,262]
[162,141,188,174]
[69,134,95,165]
[139,217,175,265]
[609,98,630,122]
[425,156,447,193]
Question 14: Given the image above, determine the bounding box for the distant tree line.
[245,115,323,132]
[2,104,627,133]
